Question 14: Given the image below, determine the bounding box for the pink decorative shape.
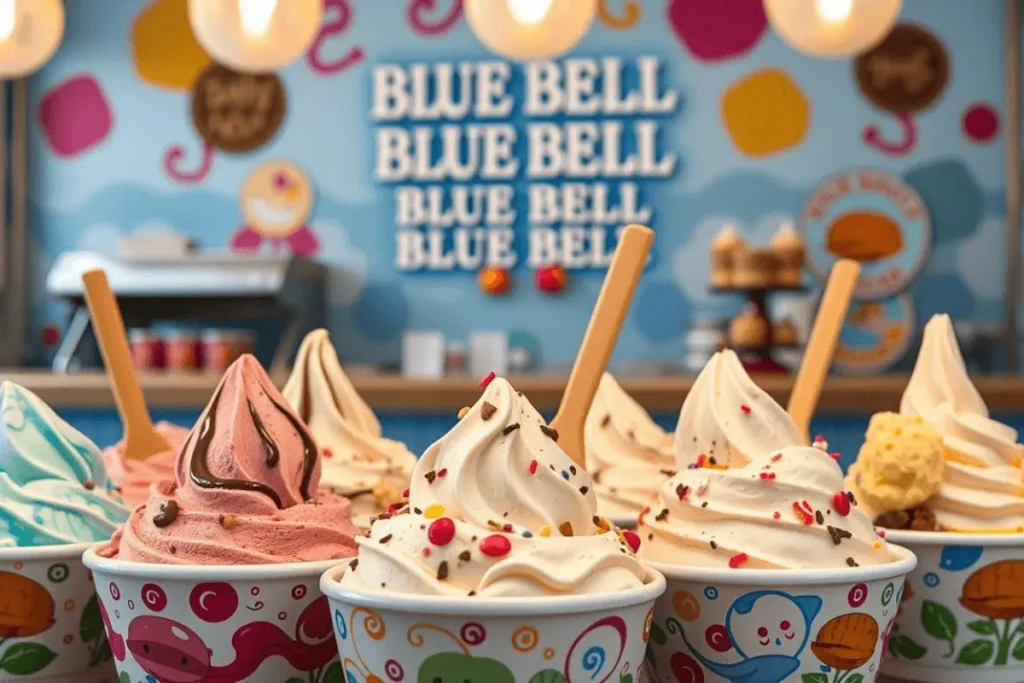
[99,599,126,662]
[37,75,113,158]
[407,0,463,36]
[163,141,215,184]
[862,112,917,156]
[189,582,239,623]
[287,226,321,256]
[230,226,264,253]
[670,652,705,682]
[962,102,1000,143]
[308,0,365,76]
[141,583,168,612]
[667,0,766,62]
[848,583,868,608]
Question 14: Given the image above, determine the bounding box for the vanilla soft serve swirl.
[899,314,1024,531]
[584,373,674,520]
[283,330,416,524]
[642,351,893,569]
[341,378,646,597]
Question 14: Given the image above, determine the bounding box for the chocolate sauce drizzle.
[188,379,320,507]
[248,399,280,468]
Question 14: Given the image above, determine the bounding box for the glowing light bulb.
[238,0,277,39]
[0,0,16,42]
[815,0,853,24]
[507,0,553,25]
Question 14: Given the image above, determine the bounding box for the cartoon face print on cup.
[230,160,320,256]
[674,589,823,683]
[855,23,949,156]
[127,616,211,683]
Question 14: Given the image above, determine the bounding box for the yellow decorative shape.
[423,504,445,519]
[721,69,809,157]
[672,590,701,621]
[132,0,211,91]
[539,526,552,537]
[598,0,641,29]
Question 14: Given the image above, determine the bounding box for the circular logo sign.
[191,64,286,154]
[832,294,915,376]
[799,169,931,300]
[855,23,949,115]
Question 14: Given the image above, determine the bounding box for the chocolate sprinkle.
[458,550,471,562]
[425,471,437,484]
[815,510,824,525]
[502,423,521,435]
[701,502,708,508]
[846,557,859,567]
[349,559,358,571]
[827,526,852,545]
[468,590,476,596]
[481,402,497,420]
[437,561,449,581]
[579,486,589,495]
[559,522,574,536]
[540,425,559,441]
[83,479,95,490]
[655,509,669,522]
[847,491,857,505]
[379,534,393,544]
[710,540,718,549]
[153,500,179,528]
[601,415,611,427]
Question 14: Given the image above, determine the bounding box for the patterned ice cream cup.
[0,543,115,683]
[878,530,1024,683]
[83,546,342,683]
[320,564,666,682]
[644,545,916,683]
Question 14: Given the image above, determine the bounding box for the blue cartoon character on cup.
[670,589,822,683]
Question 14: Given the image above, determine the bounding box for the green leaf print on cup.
[921,600,958,657]
[119,672,129,683]
[845,675,864,683]
[649,622,667,645]
[419,652,515,683]
[889,634,927,660]
[0,642,57,675]
[78,594,111,667]
[968,620,999,635]
[1013,637,1024,661]
[322,660,343,683]
[956,639,996,666]
[528,670,567,683]
[800,674,828,683]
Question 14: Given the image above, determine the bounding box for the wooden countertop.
[5,370,1024,414]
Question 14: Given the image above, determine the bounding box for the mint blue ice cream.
[0,381,128,547]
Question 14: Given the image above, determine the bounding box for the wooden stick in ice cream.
[82,269,170,461]
[787,258,861,444]
[550,224,655,469]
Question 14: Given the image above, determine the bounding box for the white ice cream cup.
[320,564,666,682]
[878,530,1024,683]
[644,544,916,683]
[83,547,344,682]
[0,543,115,683]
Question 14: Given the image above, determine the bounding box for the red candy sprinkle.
[529,460,538,474]
[773,511,781,520]
[830,452,841,461]
[479,372,496,388]
[832,492,851,517]
[402,488,410,498]
[792,501,814,525]
[740,404,751,415]
[728,553,748,568]
[479,534,512,557]
[427,518,456,546]
[638,506,651,526]
[622,530,642,553]
[771,453,782,462]
[876,528,886,538]
[695,454,707,468]
[759,472,776,481]
[322,448,333,459]
[502,524,513,533]
[422,548,431,557]
[438,468,448,478]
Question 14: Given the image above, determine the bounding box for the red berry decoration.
[535,265,567,294]
[479,534,511,557]
[832,491,851,517]
[622,530,641,553]
[427,518,456,546]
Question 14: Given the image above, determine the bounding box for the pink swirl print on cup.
[384,658,404,680]
[460,621,486,646]
[848,583,868,608]
[141,583,167,612]
[189,582,239,623]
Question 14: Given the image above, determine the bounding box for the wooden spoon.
[550,224,655,468]
[787,258,862,444]
[82,269,170,460]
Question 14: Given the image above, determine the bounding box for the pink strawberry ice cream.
[101,355,360,565]
[102,422,189,507]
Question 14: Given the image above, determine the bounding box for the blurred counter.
[6,370,1024,414]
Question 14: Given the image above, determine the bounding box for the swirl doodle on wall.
[856,23,949,156]
[598,0,641,30]
[407,0,463,35]
[564,615,627,682]
[308,0,365,76]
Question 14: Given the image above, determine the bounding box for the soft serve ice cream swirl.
[102,421,189,507]
[584,373,674,520]
[283,330,416,524]
[103,355,359,564]
[0,382,128,546]
[642,351,892,569]
[898,314,1024,531]
[341,377,647,597]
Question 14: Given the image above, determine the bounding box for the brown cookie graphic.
[811,612,879,670]
[192,63,286,154]
[960,560,1024,620]
[855,23,948,116]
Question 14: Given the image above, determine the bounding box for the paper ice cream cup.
[644,545,916,683]
[83,547,343,683]
[0,543,115,682]
[878,530,1024,683]
[320,564,666,682]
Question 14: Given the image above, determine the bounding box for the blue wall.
[27,0,1008,370]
